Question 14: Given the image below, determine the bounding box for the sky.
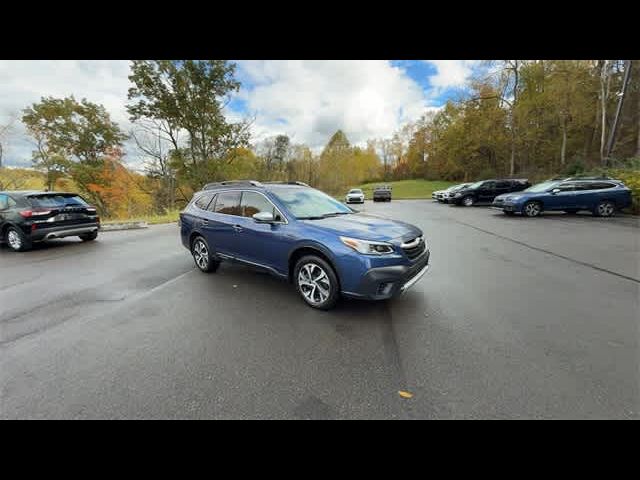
[0,60,484,169]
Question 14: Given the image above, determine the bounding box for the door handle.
[233,224,243,232]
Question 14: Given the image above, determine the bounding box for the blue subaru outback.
[492,177,632,217]
[180,181,430,310]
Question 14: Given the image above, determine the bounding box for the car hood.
[301,213,422,242]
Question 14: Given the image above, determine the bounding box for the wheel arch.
[288,243,340,286]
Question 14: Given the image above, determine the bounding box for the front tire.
[5,227,32,252]
[294,255,340,310]
[462,196,475,207]
[191,236,219,273]
[523,201,542,217]
[593,200,616,217]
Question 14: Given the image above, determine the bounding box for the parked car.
[179,180,430,310]
[450,179,530,206]
[373,185,392,202]
[345,188,365,204]
[491,178,632,217]
[0,191,100,252]
[434,183,472,203]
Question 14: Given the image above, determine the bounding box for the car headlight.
[454,192,463,197]
[340,236,395,255]
[509,195,522,201]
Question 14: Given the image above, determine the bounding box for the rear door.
[202,190,242,257]
[495,181,512,197]
[0,194,12,229]
[27,194,98,228]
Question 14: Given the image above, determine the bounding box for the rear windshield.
[29,194,89,208]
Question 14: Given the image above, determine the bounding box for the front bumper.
[491,202,518,212]
[342,250,430,300]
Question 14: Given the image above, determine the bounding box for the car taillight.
[19,209,52,218]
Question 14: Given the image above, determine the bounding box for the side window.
[8,197,16,208]
[557,182,575,192]
[194,192,214,210]
[589,182,614,190]
[496,181,511,189]
[482,181,496,189]
[0,194,8,210]
[240,191,276,218]
[214,191,242,216]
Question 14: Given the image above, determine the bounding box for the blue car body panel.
[180,184,429,300]
[492,180,632,214]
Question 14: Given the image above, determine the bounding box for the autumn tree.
[127,60,251,190]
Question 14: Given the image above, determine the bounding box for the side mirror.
[550,188,561,194]
[253,211,275,223]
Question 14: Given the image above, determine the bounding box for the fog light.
[377,282,394,296]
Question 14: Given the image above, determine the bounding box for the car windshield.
[524,181,559,193]
[272,187,353,219]
[467,181,485,189]
[349,189,362,194]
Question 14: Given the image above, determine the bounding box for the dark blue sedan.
[492,178,632,217]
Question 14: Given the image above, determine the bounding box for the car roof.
[0,190,79,196]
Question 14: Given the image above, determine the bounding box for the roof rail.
[202,180,263,190]
[263,181,310,187]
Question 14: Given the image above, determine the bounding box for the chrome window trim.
[206,188,289,224]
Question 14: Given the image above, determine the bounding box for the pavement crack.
[452,219,640,284]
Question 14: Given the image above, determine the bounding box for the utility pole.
[605,60,633,160]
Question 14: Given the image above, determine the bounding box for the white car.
[345,188,365,204]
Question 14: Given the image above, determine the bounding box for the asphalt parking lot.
[1,200,638,419]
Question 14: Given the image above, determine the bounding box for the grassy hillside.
[356,179,456,199]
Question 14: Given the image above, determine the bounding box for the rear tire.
[294,255,340,310]
[593,200,616,217]
[79,231,98,242]
[191,236,219,273]
[5,226,32,252]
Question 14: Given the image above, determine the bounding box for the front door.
[232,191,295,275]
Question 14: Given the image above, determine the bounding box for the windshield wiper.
[297,216,325,220]
[320,212,352,218]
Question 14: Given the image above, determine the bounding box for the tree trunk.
[561,115,567,166]
[600,60,609,165]
[606,60,633,159]
[637,86,640,157]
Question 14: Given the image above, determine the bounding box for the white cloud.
[424,60,481,89]
[0,60,132,167]
[237,60,429,151]
[0,60,434,167]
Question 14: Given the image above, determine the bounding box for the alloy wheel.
[297,263,331,305]
[7,229,22,250]
[193,239,209,270]
[524,202,541,217]
[598,202,614,217]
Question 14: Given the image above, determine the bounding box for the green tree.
[127,60,250,190]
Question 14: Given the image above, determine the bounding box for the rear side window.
[194,192,214,210]
[29,194,88,208]
[588,182,615,190]
[214,191,242,216]
[240,191,276,218]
